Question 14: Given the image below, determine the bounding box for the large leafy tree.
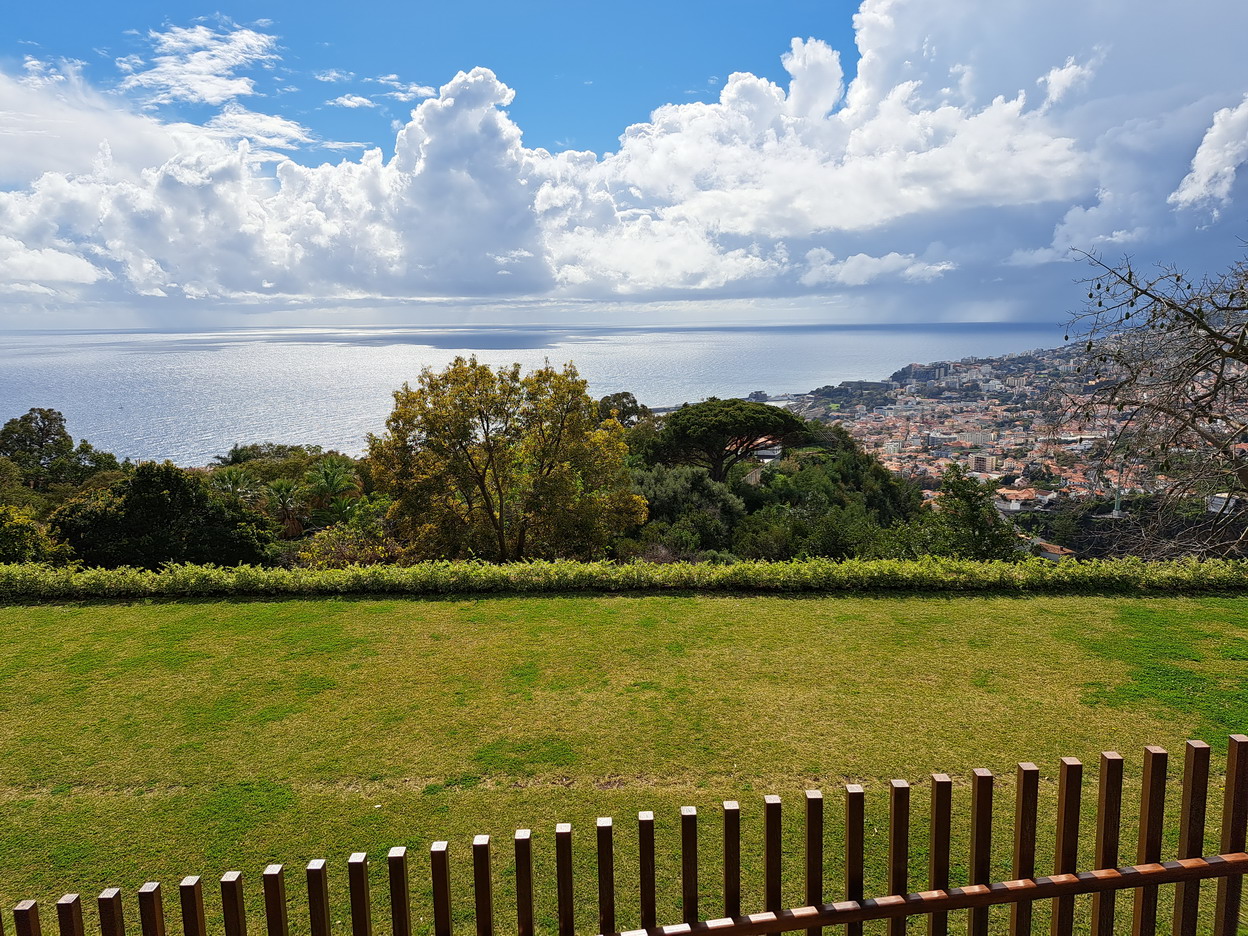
[49,462,274,568]
[368,357,647,561]
[659,398,805,483]
[0,408,118,491]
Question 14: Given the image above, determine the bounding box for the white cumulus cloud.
[1169,94,1248,216]
[326,94,375,109]
[2,0,1248,323]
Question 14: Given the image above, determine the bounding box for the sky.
[1,0,1247,329]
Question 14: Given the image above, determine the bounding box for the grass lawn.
[1,595,1247,934]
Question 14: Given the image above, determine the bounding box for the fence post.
[929,774,952,936]
[638,812,656,931]
[472,836,493,936]
[388,847,411,936]
[55,896,84,936]
[306,861,330,936]
[137,884,165,936]
[1173,740,1210,936]
[968,769,993,936]
[888,780,910,936]
[430,842,452,936]
[682,807,698,924]
[597,819,615,936]
[1052,758,1082,936]
[1090,752,1124,936]
[764,795,782,913]
[14,902,40,936]
[723,802,741,919]
[1132,746,1167,936]
[262,866,288,936]
[513,832,533,936]
[845,784,865,936]
[178,878,206,936]
[220,873,245,936]
[1010,763,1039,936]
[349,853,371,936]
[805,790,823,936]
[98,889,124,936]
[555,824,573,936]
[1214,734,1248,936]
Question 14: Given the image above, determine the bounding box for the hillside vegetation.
[2,595,1246,933]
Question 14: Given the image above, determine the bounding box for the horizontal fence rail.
[8,735,1248,936]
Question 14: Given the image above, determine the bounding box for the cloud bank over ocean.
[2,0,1246,324]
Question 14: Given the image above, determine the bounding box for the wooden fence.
[7,735,1248,936]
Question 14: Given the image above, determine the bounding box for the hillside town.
[779,342,1151,520]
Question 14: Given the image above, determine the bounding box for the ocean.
[0,322,1063,465]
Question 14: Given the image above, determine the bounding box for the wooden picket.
[8,735,1248,936]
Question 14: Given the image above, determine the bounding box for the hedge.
[0,556,1247,600]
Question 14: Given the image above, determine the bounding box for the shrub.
[48,462,274,569]
[0,556,1246,601]
[0,506,66,564]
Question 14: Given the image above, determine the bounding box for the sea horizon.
[1,320,1065,465]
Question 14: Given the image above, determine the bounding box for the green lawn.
[2,595,1247,934]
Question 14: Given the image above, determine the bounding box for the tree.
[596,392,650,428]
[1067,248,1248,555]
[0,505,63,563]
[213,442,324,466]
[209,465,261,506]
[303,456,360,512]
[368,357,647,562]
[263,478,308,539]
[0,457,41,511]
[0,408,72,487]
[659,398,805,483]
[49,462,274,568]
[621,464,746,559]
[210,443,340,487]
[0,408,118,491]
[295,495,400,569]
[868,464,1019,561]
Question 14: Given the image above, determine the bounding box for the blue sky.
[5,1,852,157]
[1,1,1247,328]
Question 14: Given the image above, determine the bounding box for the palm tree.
[209,465,260,507]
[312,495,360,529]
[304,457,360,512]
[263,478,307,539]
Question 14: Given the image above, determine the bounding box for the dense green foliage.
[866,463,1019,561]
[0,407,119,492]
[368,357,646,561]
[659,397,806,482]
[0,506,63,563]
[620,423,925,562]
[0,384,1049,569]
[1,555,1245,600]
[48,462,274,569]
[596,390,650,427]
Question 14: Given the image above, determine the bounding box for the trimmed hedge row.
[1,556,1247,600]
